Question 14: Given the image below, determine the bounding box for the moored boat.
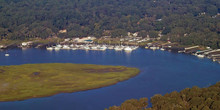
[197,54,205,58]
[160,48,165,51]
[46,47,53,50]
[124,46,133,51]
[63,45,70,49]
[5,53,9,56]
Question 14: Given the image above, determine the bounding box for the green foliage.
[107,82,220,110]
[149,83,220,110]
[111,29,127,38]
[108,98,148,110]
[0,0,219,48]
[149,30,159,38]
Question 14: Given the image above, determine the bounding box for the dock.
[184,46,199,54]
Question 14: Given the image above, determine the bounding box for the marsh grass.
[0,63,139,102]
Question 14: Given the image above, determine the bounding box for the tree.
[149,30,159,38]
[111,29,127,38]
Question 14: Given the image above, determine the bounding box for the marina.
[46,44,139,52]
[0,0,219,109]
[0,48,220,110]
[145,44,220,64]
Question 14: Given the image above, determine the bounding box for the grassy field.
[0,63,139,102]
[0,39,22,46]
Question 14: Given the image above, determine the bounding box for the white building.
[59,29,67,33]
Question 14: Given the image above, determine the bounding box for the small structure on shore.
[74,36,96,43]
[0,45,7,49]
[59,29,67,33]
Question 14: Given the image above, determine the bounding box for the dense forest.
[0,0,219,47]
[107,82,220,110]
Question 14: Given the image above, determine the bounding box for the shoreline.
[0,63,140,102]
[1,43,220,64]
[0,71,140,102]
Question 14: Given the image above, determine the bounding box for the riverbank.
[1,38,220,63]
[107,81,220,110]
[0,47,220,110]
[0,38,61,49]
[0,63,140,102]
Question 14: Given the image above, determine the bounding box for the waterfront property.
[144,43,220,64]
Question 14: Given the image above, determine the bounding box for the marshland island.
[0,63,139,102]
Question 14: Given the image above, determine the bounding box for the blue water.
[0,48,220,110]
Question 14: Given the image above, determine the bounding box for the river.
[0,48,220,110]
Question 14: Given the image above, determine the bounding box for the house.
[64,38,70,42]
[157,19,162,21]
[59,29,67,33]
[133,32,138,37]
[75,36,96,43]
[87,36,96,40]
[199,12,206,15]
[128,32,138,37]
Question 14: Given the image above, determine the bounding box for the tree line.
[0,0,219,48]
[107,82,220,110]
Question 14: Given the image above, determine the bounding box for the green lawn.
[0,63,139,102]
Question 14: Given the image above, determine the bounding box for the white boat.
[5,54,9,56]
[84,46,90,50]
[72,47,77,50]
[75,45,80,48]
[0,45,4,49]
[114,46,124,51]
[46,47,53,50]
[124,46,133,51]
[91,46,98,50]
[99,47,106,51]
[197,54,205,58]
[63,45,70,49]
[70,44,74,47]
[102,45,107,49]
[160,48,165,51]
[130,46,138,50]
[150,47,157,50]
[107,46,114,49]
[96,45,101,48]
[115,48,123,51]
[56,44,62,48]
[0,45,6,49]
[99,45,107,51]
[54,47,60,50]
[178,50,184,53]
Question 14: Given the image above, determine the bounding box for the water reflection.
[125,50,132,56]
[21,47,28,51]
